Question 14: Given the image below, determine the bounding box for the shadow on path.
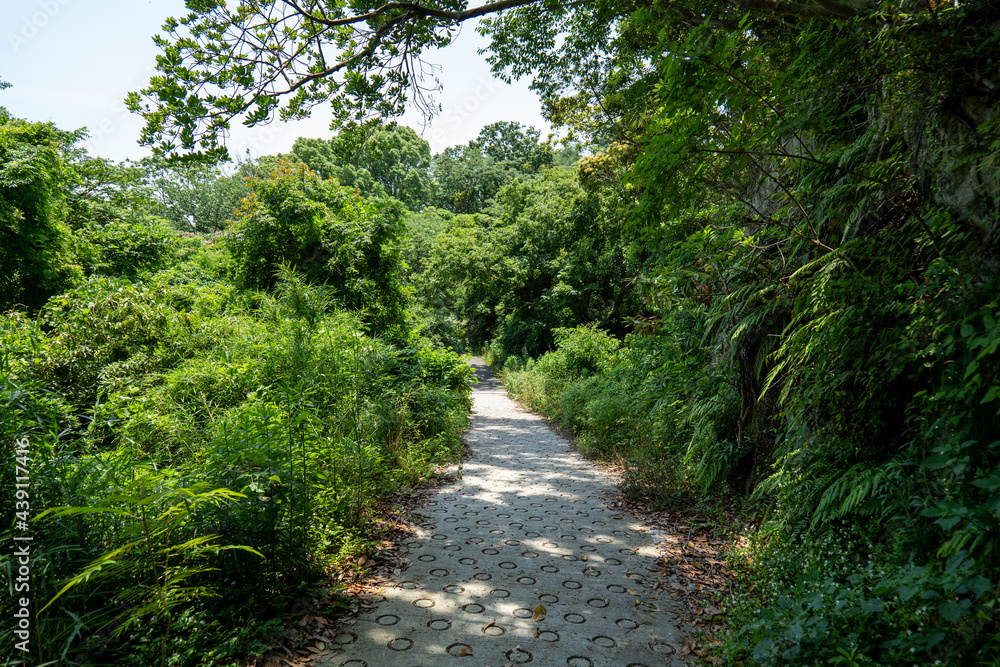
[318,357,683,666]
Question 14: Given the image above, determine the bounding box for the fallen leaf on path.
[532,604,546,621]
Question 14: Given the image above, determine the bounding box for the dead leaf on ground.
[532,604,546,621]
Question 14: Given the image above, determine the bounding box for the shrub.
[76,214,177,280]
[224,161,407,331]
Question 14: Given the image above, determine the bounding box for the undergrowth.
[1,253,472,666]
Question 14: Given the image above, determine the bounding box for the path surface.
[320,358,682,666]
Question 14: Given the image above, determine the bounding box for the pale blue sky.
[0,0,548,162]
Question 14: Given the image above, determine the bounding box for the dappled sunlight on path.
[319,358,683,666]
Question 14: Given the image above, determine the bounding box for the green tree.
[421,166,641,352]
[127,0,890,160]
[433,144,511,214]
[225,160,407,330]
[290,124,434,209]
[472,121,552,172]
[140,157,249,232]
[433,123,551,213]
[0,114,83,311]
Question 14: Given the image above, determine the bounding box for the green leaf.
[861,598,884,614]
[937,599,968,623]
[922,454,953,470]
[753,638,775,660]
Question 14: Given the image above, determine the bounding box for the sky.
[0,0,550,163]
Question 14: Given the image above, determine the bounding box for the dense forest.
[4,0,1000,664]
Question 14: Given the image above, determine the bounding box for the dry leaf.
[357,555,368,567]
[532,604,547,622]
[482,621,497,633]
[456,647,472,656]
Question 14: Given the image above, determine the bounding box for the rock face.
[319,358,683,666]
[902,93,1000,229]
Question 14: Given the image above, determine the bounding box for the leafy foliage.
[433,121,553,214]
[0,117,473,665]
[223,160,407,330]
[0,117,83,311]
[140,156,249,232]
[290,123,434,210]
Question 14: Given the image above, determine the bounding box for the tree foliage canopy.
[289,123,433,209]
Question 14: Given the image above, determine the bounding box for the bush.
[724,528,1000,665]
[224,161,407,331]
[76,214,177,280]
[2,249,473,665]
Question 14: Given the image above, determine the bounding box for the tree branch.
[732,0,859,20]
[281,0,551,28]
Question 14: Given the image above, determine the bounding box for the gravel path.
[319,358,682,666]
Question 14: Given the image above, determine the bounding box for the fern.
[809,463,888,531]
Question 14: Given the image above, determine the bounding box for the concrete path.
[320,358,682,666]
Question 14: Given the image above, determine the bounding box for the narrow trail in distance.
[319,358,684,666]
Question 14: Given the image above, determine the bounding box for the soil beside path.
[318,357,685,666]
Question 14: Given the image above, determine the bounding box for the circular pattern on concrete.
[506,648,533,663]
[446,643,473,657]
[483,623,506,636]
[387,638,413,651]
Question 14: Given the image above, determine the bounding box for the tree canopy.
[289,123,434,209]
[126,0,906,159]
